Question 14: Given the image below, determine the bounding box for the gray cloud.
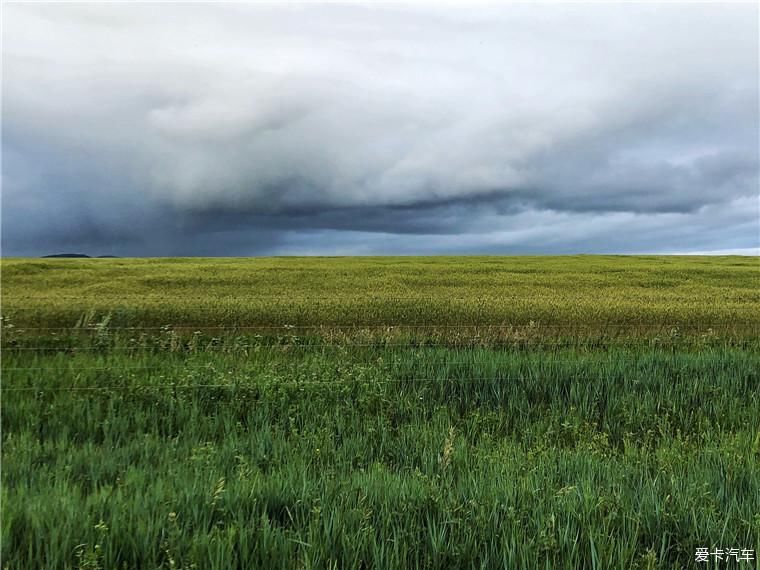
[2,3,758,256]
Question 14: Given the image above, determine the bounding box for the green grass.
[2,257,759,568]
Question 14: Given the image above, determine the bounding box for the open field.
[2,257,759,568]
[3,256,759,329]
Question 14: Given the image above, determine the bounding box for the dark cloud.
[2,3,758,256]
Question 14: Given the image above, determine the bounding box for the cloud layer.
[2,3,758,255]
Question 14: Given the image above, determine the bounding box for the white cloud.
[2,3,758,255]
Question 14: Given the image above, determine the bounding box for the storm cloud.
[2,3,758,256]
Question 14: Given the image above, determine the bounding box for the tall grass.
[3,340,759,568]
[2,257,759,568]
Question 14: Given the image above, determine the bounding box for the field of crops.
[2,256,759,569]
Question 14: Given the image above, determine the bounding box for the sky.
[2,2,759,256]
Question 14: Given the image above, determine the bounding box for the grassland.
[2,256,759,569]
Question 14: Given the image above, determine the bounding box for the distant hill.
[42,254,120,258]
